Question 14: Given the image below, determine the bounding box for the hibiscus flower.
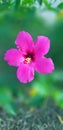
[4,31,54,83]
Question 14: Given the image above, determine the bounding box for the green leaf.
[4,104,16,115]
[0,2,9,11]
[27,95,45,106]
[52,71,63,82]
[43,0,53,10]
[58,3,63,9]
[38,0,42,5]
[0,87,16,115]
[53,90,63,108]
[22,0,34,7]
[43,0,49,6]
[15,0,20,10]
[32,83,49,97]
[0,87,12,105]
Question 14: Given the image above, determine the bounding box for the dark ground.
[0,99,63,130]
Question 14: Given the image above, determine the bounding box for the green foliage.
[38,0,43,5]
[21,0,34,6]
[43,0,56,11]
[53,90,63,108]
[27,95,45,106]
[58,3,63,9]
[0,1,9,11]
[43,0,49,6]
[15,0,20,10]
[4,103,16,115]
[0,87,16,115]
[0,0,63,12]
[29,71,63,107]
[42,0,63,12]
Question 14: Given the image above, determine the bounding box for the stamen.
[24,57,31,64]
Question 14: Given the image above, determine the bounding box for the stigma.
[24,57,31,64]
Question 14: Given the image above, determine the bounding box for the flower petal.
[17,63,34,83]
[35,36,50,56]
[15,31,34,52]
[4,49,24,66]
[35,57,54,74]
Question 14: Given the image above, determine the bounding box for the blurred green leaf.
[38,0,42,5]
[15,0,20,10]
[52,71,63,82]
[0,87,12,105]
[27,95,45,106]
[43,0,49,7]
[53,90,63,108]
[4,103,16,115]
[58,3,63,9]
[0,87,16,114]
[32,82,49,97]
[43,0,57,11]
[0,2,9,11]
[22,0,34,6]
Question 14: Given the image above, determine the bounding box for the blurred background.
[0,0,63,114]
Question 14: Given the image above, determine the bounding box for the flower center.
[24,57,31,64]
[24,51,35,64]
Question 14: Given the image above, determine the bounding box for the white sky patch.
[36,9,57,26]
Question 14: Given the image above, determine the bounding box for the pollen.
[24,57,31,64]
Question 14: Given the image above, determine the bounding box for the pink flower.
[4,31,54,83]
